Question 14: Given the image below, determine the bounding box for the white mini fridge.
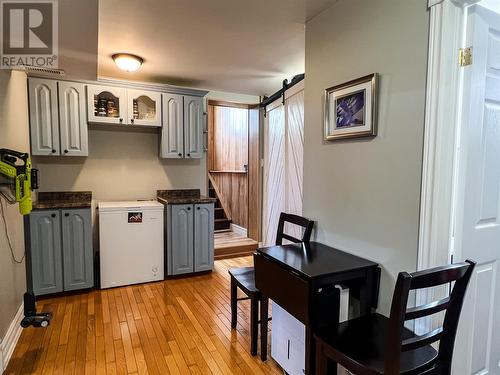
[98,201,164,288]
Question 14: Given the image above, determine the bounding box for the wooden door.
[29,210,63,296]
[161,93,184,158]
[58,81,88,156]
[453,5,500,374]
[169,204,194,275]
[194,203,214,272]
[61,209,93,291]
[184,95,203,159]
[127,89,162,127]
[28,78,60,155]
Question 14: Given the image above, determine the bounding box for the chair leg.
[316,342,330,375]
[230,277,237,329]
[250,296,258,356]
[260,295,269,361]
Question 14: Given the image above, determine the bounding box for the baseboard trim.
[230,223,247,237]
[1,303,23,373]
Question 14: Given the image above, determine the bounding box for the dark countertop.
[33,191,92,210]
[157,189,216,205]
[256,241,378,280]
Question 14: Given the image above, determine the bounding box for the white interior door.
[263,101,285,246]
[453,3,500,374]
[262,82,305,246]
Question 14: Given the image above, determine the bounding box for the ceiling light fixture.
[112,53,144,72]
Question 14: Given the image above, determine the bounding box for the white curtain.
[263,84,304,246]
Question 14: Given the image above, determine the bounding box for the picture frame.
[324,73,378,141]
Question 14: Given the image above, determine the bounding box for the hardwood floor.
[214,232,258,260]
[5,257,281,375]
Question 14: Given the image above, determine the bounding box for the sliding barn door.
[263,102,286,246]
[263,83,305,246]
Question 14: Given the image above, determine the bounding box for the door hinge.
[459,47,473,67]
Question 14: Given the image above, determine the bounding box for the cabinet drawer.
[254,252,309,323]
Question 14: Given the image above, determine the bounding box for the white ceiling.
[98,0,337,95]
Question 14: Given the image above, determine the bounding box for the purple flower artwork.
[336,90,365,128]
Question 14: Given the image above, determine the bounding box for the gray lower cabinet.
[28,208,93,296]
[61,209,93,291]
[167,203,214,275]
[169,204,194,275]
[194,204,214,272]
[29,210,63,295]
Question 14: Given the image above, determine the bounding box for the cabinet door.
[184,95,203,159]
[28,78,60,155]
[58,81,89,156]
[194,203,214,272]
[87,84,128,124]
[61,209,93,291]
[29,210,63,295]
[127,89,162,127]
[161,93,184,158]
[168,204,194,275]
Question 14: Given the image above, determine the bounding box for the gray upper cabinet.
[61,209,93,291]
[28,78,88,156]
[58,81,88,156]
[161,94,204,159]
[194,204,214,272]
[29,210,63,295]
[28,208,93,296]
[28,78,60,156]
[161,93,184,158]
[127,89,162,127]
[169,204,194,275]
[184,96,203,159]
[87,84,128,125]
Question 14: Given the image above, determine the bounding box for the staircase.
[209,180,232,231]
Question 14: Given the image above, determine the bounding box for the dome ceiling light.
[112,53,144,72]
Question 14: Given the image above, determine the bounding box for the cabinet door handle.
[51,213,56,218]
[64,149,68,154]
[178,153,182,157]
[51,149,56,154]
[187,153,191,157]
[64,213,69,217]
[131,118,134,124]
[119,118,123,123]
[287,339,290,359]
[196,207,200,210]
[187,207,191,211]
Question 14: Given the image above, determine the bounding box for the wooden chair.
[315,260,476,375]
[228,212,314,356]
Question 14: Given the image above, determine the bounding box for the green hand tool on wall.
[0,148,38,215]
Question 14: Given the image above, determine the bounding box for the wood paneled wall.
[211,172,248,228]
[207,101,260,238]
[212,106,248,172]
[247,107,261,241]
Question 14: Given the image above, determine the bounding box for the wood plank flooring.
[214,232,258,260]
[4,257,281,375]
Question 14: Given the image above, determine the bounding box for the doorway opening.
[207,100,260,259]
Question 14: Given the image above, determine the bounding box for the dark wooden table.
[254,241,380,374]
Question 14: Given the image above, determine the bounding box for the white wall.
[0,71,30,338]
[303,0,429,314]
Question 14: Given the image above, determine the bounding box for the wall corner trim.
[417,0,464,334]
[0,303,24,373]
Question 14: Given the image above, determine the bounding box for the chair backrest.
[384,260,476,375]
[275,212,314,246]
